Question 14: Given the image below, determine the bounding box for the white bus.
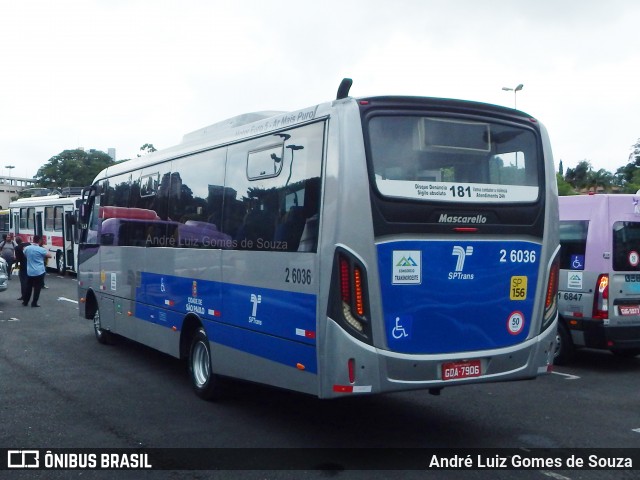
[10,194,82,274]
[77,80,560,399]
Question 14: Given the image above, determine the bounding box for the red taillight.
[593,274,609,320]
[354,267,365,316]
[541,255,560,331]
[339,257,350,303]
[339,254,366,317]
[335,252,369,339]
[545,260,559,310]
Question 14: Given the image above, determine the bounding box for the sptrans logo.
[449,246,474,280]
[392,251,422,285]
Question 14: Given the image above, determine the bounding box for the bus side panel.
[209,336,318,396]
[377,240,541,354]
[217,250,320,392]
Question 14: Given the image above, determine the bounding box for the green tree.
[622,168,640,193]
[34,149,116,189]
[587,168,614,192]
[564,160,591,190]
[556,173,575,196]
[564,160,615,192]
[631,138,640,166]
[138,143,157,157]
[615,162,636,187]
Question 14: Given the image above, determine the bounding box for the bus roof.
[91,94,540,184]
[9,194,81,208]
[559,194,640,222]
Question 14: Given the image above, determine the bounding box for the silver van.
[556,194,640,363]
[0,257,7,292]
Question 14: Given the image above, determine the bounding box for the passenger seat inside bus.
[235,207,277,249]
[274,206,306,251]
[297,177,320,252]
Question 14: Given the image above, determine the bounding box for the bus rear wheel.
[553,321,575,366]
[189,328,221,400]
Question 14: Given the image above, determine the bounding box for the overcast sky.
[1,0,639,180]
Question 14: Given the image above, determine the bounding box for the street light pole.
[501,84,524,109]
[5,165,15,184]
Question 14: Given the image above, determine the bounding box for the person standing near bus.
[14,236,30,302]
[22,235,51,308]
[0,232,17,279]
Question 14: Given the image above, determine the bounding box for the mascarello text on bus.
[77,79,560,400]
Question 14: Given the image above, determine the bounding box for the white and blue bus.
[77,79,560,399]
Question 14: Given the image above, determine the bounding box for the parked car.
[556,194,640,364]
[0,257,8,292]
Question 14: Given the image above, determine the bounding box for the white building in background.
[0,175,36,209]
[0,147,115,209]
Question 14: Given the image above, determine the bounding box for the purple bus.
[556,194,640,363]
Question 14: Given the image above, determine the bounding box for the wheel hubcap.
[192,341,210,387]
[93,311,101,337]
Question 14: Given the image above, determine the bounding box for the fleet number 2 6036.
[499,249,536,263]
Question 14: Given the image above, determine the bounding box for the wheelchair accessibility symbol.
[391,317,410,339]
[570,254,584,270]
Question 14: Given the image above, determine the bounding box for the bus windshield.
[368,115,540,203]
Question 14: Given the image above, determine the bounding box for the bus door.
[35,212,44,239]
[63,209,76,271]
[12,212,20,235]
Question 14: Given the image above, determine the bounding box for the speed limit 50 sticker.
[507,311,525,335]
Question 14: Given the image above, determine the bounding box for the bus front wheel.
[93,306,115,345]
[56,252,66,275]
[189,328,221,400]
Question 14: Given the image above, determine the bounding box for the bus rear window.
[613,221,640,271]
[368,116,540,203]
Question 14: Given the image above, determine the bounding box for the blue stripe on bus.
[378,240,541,354]
[134,272,318,371]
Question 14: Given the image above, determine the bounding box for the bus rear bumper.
[321,318,557,398]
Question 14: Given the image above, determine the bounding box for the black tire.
[554,321,575,366]
[189,328,221,400]
[93,305,115,345]
[56,252,66,275]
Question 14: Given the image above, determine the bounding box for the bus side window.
[168,150,228,249]
[297,177,320,252]
[274,203,306,251]
[235,195,278,249]
[224,121,324,252]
